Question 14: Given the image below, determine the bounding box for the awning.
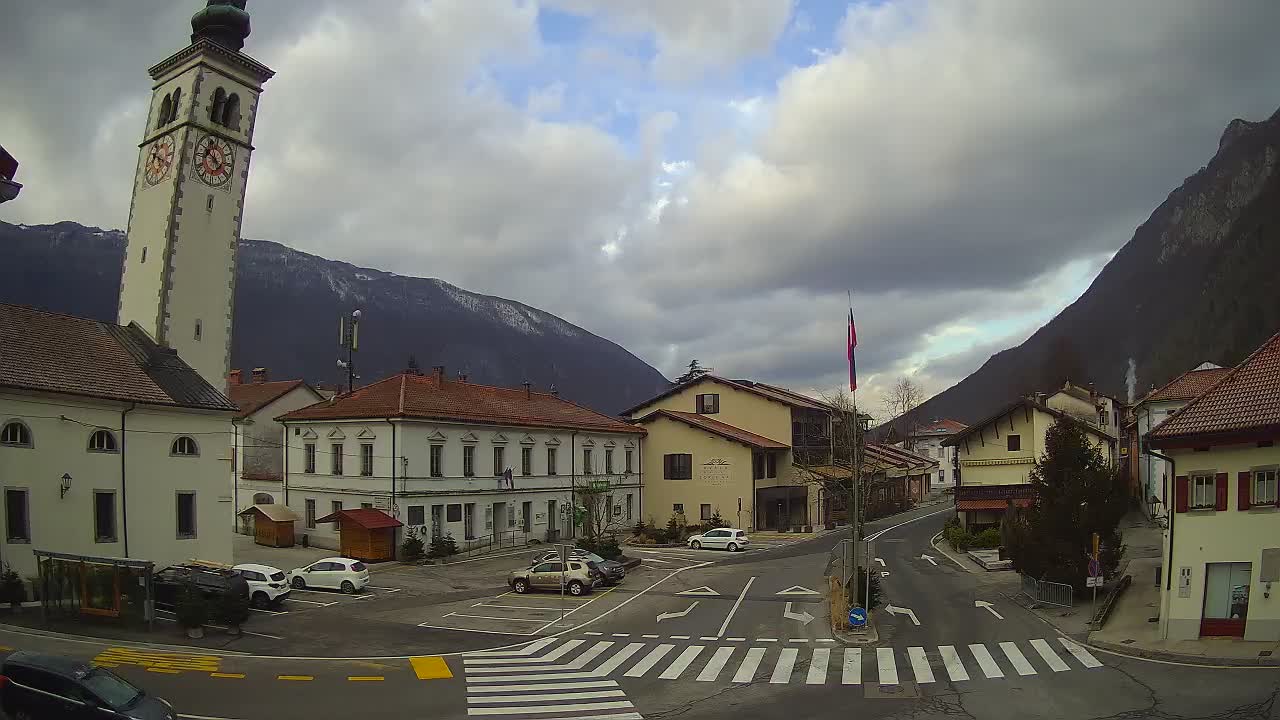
[315,508,403,529]
[957,499,1034,511]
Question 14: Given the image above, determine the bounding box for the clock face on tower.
[143,135,176,185]
[193,134,235,188]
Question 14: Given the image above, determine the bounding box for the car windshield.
[351,561,367,571]
[81,669,142,710]
[269,571,285,581]
[582,552,606,564]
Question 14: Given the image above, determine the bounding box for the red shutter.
[1239,472,1252,510]
[1214,472,1228,511]
[1174,475,1189,513]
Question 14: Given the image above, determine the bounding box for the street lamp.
[60,473,72,499]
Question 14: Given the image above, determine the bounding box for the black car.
[0,651,175,719]
[152,562,250,610]
[531,550,626,585]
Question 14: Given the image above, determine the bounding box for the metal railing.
[1021,573,1074,607]
[455,528,532,559]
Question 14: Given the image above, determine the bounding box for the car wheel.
[726,542,739,552]
[568,580,585,596]
[291,577,306,589]
[691,540,702,549]
[513,579,529,594]
[340,580,356,594]
[252,592,270,609]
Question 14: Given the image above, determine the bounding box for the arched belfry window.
[157,94,172,130]
[222,93,240,130]
[210,88,227,125]
[168,87,182,124]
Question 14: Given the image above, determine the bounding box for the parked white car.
[688,528,750,552]
[286,557,370,594]
[233,563,291,609]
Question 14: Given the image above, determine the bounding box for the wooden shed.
[238,504,299,548]
[314,508,402,562]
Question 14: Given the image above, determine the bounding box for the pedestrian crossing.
[463,636,1105,697]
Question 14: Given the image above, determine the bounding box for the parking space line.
[147,668,181,674]
[347,676,385,681]
[448,613,550,623]
[285,597,339,607]
[277,675,313,681]
[365,586,402,591]
[250,608,288,615]
[416,623,539,636]
[472,604,561,611]
[209,673,244,679]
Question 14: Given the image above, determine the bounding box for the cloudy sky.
[4,1,1279,412]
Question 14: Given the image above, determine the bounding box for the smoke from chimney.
[1125,357,1137,404]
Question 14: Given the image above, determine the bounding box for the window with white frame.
[1191,473,1216,509]
[360,443,373,476]
[463,445,475,476]
[1254,469,1278,505]
[331,443,344,475]
[171,436,198,456]
[521,447,532,476]
[605,449,614,474]
[88,429,117,452]
[430,445,444,477]
[1,422,32,447]
[304,443,316,473]
[547,447,558,475]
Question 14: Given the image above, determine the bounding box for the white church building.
[0,1,272,594]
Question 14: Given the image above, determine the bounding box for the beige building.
[624,376,838,531]
[943,397,1116,529]
[1150,330,1280,641]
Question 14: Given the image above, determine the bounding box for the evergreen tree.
[1005,417,1126,589]
[674,359,710,385]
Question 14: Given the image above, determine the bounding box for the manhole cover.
[865,682,920,699]
[1122,639,1135,645]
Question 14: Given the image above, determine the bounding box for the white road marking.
[468,637,559,657]
[466,700,635,715]
[468,671,600,683]
[658,645,705,680]
[725,637,746,642]
[467,689,627,704]
[939,645,969,681]
[756,638,777,643]
[907,647,935,683]
[566,642,614,669]
[864,505,957,541]
[999,642,1037,676]
[611,633,630,638]
[284,597,338,607]
[842,648,862,684]
[671,635,690,640]
[733,647,767,683]
[716,576,756,637]
[876,648,898,685]
[787,638,810,643]
[640,557,674,564]
[464,640,584,665]
[1058,638,1104,668]
[697,646,736,681]
[807,648,830,685]
[699,636,719,641]
[584,632,603,636]
[593,643,646,676]
[1030,639,1070,672]
[624,644,675,677]
[770,648,798,683]
[969,644,1005,678]
[641,634,658,639]
[449,613,547,623]
[468,680,619,693]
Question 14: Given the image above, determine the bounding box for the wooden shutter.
[1214,472,1228,511]
[663,454,671,479]
[1174,475,1189,513]
[1239,471,1252,510]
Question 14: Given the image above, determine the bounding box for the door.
[431,505,443,539]
[493,502,507,542]
[702,529,727,549]
[464,503,476,540]
[1201,562,1251,637]
[308,561,338,589]
[533,562,561,589]
[522,501,533,532]
[547,500,558,538]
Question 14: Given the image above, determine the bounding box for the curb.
[832,617,879,646]
[620,557,642,570]
[1088,638,1280,667]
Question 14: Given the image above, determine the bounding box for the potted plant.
[215,588,250,636]
[400,533,425,562]
[175,580,207,639]
[0,565,26,611]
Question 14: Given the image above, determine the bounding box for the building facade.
[905,419,966,490]
[1150,332,1280,641]
[276,368,645,552]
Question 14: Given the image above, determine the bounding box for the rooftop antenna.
[336,308,361,393]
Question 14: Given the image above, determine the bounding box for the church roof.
[0,303,237,412]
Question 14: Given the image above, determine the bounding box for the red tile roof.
[0,303,236,411]
[1150,330,1280,442]
[957,498,1034,511]
[278,373,644,434]
[864,443,938,470]
[912,419,968,437]
[1141,367,1233,404]
[633,410,788,449]
[315,508,402,529]
[230,379,313,419]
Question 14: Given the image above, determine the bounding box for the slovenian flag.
[847,308,858,392]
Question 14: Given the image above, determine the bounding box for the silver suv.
[509,560,601,596]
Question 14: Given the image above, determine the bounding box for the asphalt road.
[2,502,1278,719]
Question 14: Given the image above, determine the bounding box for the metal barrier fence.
[1020,573,1074,607]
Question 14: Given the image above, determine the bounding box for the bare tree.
[574,476,627,542]
[881,376,926,449]
[791,388,872,539]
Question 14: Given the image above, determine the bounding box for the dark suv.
[152,562,250,610]
[0,651,175,719]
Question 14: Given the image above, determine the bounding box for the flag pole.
[847,290,867,615]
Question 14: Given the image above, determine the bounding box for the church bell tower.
[118,0,273,395]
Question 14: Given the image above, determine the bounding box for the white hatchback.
[688,528,750,552]
[233,563,291,608]
[287,557,370,594]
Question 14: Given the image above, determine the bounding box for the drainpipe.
[1148,446,1175,640]
[232,420,239,532]
[386,418,397,558]
[120,403,136,557]
[282,422,289,505]
[570,431,578,541]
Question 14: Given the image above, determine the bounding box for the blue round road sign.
[848,607,867,627]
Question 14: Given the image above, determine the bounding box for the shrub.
[428,533,459,559]
[973,528,1002,549]
[215,586,250,628]
[845,568,882,610]
[633,521,648,536]
[0,566,25,605]
[706,511,728,529]
[175,581,207,629]
[400,534,425,561]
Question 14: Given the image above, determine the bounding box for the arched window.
[221,93,240,130]
[157,93,172,129]
[210,88,227,125]
[171,436,199,457]
[253,493,274,505]
[1,421,32,448]
[167,87,182,124]
[88,429,118,453]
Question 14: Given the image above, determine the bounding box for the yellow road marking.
[347,676,385,681]
[93,662,119,668]
[147,668,181,674]
[409,656,452,679]
[277,675,314,681]
[210,672,245,679]
[94,647,219,673]
[0,646,13,651]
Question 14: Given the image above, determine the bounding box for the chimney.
[523,381,532,399]
[457,372,468,383]
[549,384,558,397]
[251,367,268,384]
[228,369,243,386]
[406,354,422,376]
[432,365,445,382]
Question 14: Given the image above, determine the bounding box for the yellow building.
[1149,330,1280,641]
[942,397,1115,529]
[624,376,838,531]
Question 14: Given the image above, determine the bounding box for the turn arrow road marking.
[776,585,821,596]
[920,554,937,566]
[884,604,921,626]
[676,586,720,597]
[874,558,886,567]
[657,601,699,622]
[975,600,1004,619]
[783,602,815,625]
